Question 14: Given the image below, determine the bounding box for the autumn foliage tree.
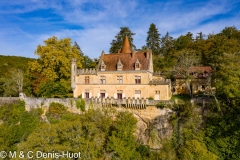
[28,36,82,97]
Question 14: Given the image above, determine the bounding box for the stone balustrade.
[85,97,149,109]
[153,71,162,75]
[77,68,97,75]
[149,79,171,85]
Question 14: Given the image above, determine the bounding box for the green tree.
[28,36,83,95]
[217,52,240,99]
[0,78,4,96]
[146,23,161,55]
[109,27,136,53]
[161,32,174,56]
[74,41,84,57]
[0,101,41,152]
[202,45,240,159]
[18,109,115,159]
[221,26,240,39]
[107,111,140,159]
[36,80,68,98]
[174,32,194,51]
[178,140,218,160]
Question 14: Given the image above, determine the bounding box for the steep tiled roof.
[120,36,132,53]
[99,52,150,71]
[188,66,212,73]
[98,36,151,71]
[188,66,212,78]
[175,66,213,79]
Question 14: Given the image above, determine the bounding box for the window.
[155,90,160,100]
[117,63,122,69]
[117,90,123,100]
[117,76,123,84]
[135,90,141,99]
[155,91,160,94]
[135,59,140,70]
[135,76,141,84]
[85,76,89,84]
[101,61,106,71]
[100,76,106,84]
[117,59,123,71]
[85,92,89,98]
[136,63,140,68]
[135,90,141,94]
[100,90,105,98]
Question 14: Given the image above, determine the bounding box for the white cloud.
[0,0,240,59]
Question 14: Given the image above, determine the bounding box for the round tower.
[71,58,77,91]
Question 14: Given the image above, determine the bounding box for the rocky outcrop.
[128,107,173,150]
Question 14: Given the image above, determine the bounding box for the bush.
[156,102,165,109]
[48,102,67,115]
[76,99,85,111]
[148,97,154,100]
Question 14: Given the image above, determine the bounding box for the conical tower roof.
[120,36,132,53]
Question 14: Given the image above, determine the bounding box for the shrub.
[48,102,67,115]
[156,102,165,109]
[76,99,85,112]
[148,97,154,100]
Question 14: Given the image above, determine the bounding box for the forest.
[0,24,240,159]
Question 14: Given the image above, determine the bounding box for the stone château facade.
[71,36,171,101]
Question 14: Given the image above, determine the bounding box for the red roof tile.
[188,66,212,73]
[99,52,150,71]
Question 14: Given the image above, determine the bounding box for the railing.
[85,97,149,109]
[77,68,97,75]
[149,79,171,85]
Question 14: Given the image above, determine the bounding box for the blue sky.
[0,0,240,59]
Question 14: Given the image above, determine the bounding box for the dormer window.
[135,59,140,70]
[117,59,123,71]
[101,61,106,71]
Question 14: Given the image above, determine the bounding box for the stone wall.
[0,97,174,110]
[0,97,20,105]
[23,98,82,113]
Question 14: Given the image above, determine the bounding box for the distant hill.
[0,55,34,77]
